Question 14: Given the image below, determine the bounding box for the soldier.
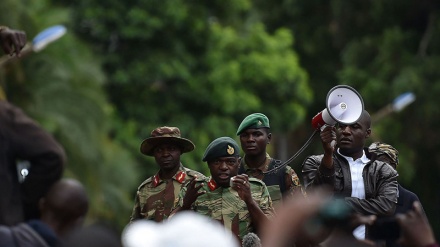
[236,113,304,207]
[172,137,274,242]
[129,126,205,222]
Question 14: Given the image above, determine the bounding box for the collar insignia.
[175,171,186,183]
[152,174,160,187]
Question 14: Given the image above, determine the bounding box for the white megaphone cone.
[312,85,364,129]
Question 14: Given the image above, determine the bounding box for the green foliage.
[5,0,439,239]
[1,0,140,231]
[71,0,312,176]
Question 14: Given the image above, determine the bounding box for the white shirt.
[338,149,370,240]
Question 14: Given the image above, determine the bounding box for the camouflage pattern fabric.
[174,177,274,240]
[369,142,399,166]
[285,165,307,198]
[130,164,205,222]
[240,153,305,207]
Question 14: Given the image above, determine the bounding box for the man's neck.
[159,164,180,180]
[338,148,364,161]
[244,153,267,169]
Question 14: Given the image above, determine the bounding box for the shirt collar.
[337,149,370,164]
[152,164,187,187]
[241,153,271,171]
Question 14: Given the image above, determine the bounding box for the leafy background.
[1,0,439,239]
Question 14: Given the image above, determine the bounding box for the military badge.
[227,145,234,155]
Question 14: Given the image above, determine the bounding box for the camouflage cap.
[236,113,270,135]
[368,142,399,166]
[202,137,240,162]
[140,126,195,156]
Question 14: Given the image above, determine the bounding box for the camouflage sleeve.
[174,184,188,209]
[129,191,141,222]
[285,166,307,197]
[251,179,275,218]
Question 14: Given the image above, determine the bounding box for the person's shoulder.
[137,176,154,189]
[302,154,325,167]
[249,177,267,187]
[284,165,298,174]
[184,167,206,179]
[399,185,421,201]
[370,160,398,176]
[305,154,325,161]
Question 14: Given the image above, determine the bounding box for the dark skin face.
[153,143,182,178]
[336,112,371,160]
[239,128,271,156]
[208,156,240,188]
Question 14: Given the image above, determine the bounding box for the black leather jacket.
[302,148,398,216]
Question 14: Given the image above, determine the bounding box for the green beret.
[236,113,270,135]
[202,137,240,162]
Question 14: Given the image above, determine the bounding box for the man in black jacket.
[302,110,398,240]
[0,26,66,225]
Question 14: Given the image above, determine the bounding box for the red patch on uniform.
[208,178,218,191]
[175,171,186,183]
[152,174,160,187]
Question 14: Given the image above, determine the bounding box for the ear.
[365,128,371,138]
[267,132,272,144]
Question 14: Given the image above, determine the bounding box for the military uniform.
[236,113,306,207]
[130,164,204,222]
[174,176,274,240]
[239,153,303,206]
[130,126,204,223]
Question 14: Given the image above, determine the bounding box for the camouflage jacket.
[174,176,274,240]
[130,164,205,222]
[239,153,305,207]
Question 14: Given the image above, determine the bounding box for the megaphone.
[311,85,364,129]
[264,85,364,175]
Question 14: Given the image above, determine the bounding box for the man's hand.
[0,27,27,57]
[231,174,252,202]
[396,201,437,247]
[181,177,205,210]
[320,125,336,154]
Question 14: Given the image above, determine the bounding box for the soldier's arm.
[284,166,306,197]
[233,175,273,233]
[129,191,142,222]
